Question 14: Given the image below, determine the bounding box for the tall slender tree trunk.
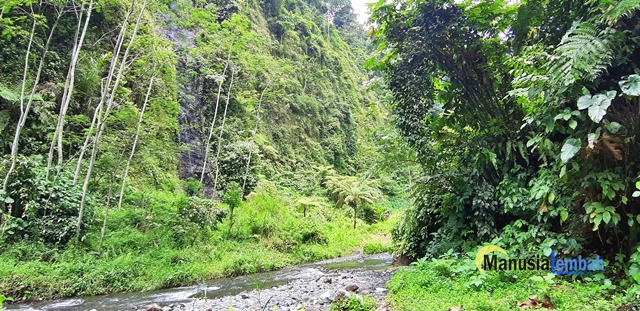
[73,4,132,184]
[200,39,234,184]
[73,97,98,184]
[212,66,236,197]
[76,0,147,240]
[46,0,94,177]
[117,73,155,209]
[241,81,270,194]
[98,174,115,252]
[353,207,357,229]
[1,6,36,214]
[3,7,61,192]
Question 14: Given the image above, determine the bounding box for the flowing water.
[6,253,393,311]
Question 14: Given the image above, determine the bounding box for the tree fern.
[601,0,640,25]
[548,22,617,87]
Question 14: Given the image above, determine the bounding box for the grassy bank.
[0,183,398,301]
[387,258,632,311]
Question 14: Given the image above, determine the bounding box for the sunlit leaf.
[561,138,581,162]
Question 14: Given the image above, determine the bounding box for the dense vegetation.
[0,0,407,303]
[3,0,640,309]
[369,0,640,306]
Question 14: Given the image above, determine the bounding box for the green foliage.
[0,183,399,300]
[619,74,640,96]
[0,156,87,244]
[372,0,640,283]
[330,295,377,311]
[0,0,402,302]
[181,177,202,196]
[628,245,640,300]
[388,258,626,311]
[326,175,383,228]
[362,241,389,255]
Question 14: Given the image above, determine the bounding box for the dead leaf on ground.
[448,306,463,311]
[517,294,555,309]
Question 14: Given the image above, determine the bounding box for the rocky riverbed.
[141,253,396,311]
[8,253,397,311]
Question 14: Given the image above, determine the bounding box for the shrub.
[1,156,88,245]
[363,242,388,254]
[331,295,377,311]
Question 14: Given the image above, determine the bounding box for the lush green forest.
[1,0,640,309]
[0,0,408,304]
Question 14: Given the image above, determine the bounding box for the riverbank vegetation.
[0,182,399,300]
[0,0,409,303]
[368,0,640,308]
[4,0,640,308]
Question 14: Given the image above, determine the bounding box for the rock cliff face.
[159,0,371,194]
[161,12,208,192]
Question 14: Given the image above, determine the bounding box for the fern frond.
[548,22,617,87]
[601,0,640,25]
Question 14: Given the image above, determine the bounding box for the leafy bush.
[181,177,202,196]
[1,156,88,244]
[172,197,226,244]
[363,242,388,254]
[388,258,626,310]
[330,295,377,311]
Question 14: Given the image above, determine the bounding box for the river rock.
[346,284,359,292]
[145,304,162,311]
[240,293,249,299]
[375,287,388,293]
[392,252,411,266]
[334,289,350,301]
[320,290,334,303]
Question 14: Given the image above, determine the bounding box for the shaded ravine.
[7,253,396,311]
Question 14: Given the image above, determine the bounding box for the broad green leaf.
[602,212,611,224]
[577,94,595,110]
[560,210,568,223]
[593,214,602,231]
[588,104,609,123]
[606,122,621,134]
[577,92,615,123]
[0,88,18,102]
[619,74,640,96]
[561,138,581,162]
[587,133,598,148]
[4,197,13,204]
[569,119,577,129]
[631,264,640,283]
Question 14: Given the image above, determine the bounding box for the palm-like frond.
[549,22,617,86]
[601,0,640,25]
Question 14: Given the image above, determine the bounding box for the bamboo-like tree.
[46,0,94,177]
[73,3,133,184]
[211,64,236,197]
[3,3,63,191]
[76,0,147,239]
[116,72,156,210]
[241,80,270,194]
[200,38,234,184]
